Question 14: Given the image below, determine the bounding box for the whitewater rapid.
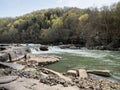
[30,46,120,60]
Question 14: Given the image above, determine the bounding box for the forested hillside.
[0,2,120,50]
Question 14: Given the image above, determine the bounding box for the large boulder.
[87,70,111,77]
[66,70,78,77]
[77,69,88,79]
[0,46,7,51]
[0,53,9,62]
[40,46,48,51]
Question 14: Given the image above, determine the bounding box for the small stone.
[63,82,68,87]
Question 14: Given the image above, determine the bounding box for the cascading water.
[30,45,120,81]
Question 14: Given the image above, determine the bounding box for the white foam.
[30,46,111,59]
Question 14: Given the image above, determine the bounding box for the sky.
[0,0,120,17]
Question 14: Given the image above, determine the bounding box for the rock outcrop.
[28,54,60,65]
[0,46,29,62]
[0,61,25,70]
[87,70,111,77]
[40,46,48,51]
[0,76,18,84]
[77,69,88,79]
[0,53,9,62]
[66,70,78,77]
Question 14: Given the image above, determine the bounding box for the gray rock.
[0,76,18,84]
[87,70,111,77]
[40,46,48,51]
[66,70,78,77]
[0,53,9,62]
[77,69,88,79]
[89,73,117,82]
[0,46,7,51]
[40,76,69,87]
[1,47,28,62]
[0,62,25,70]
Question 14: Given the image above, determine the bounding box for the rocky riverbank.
[0,67,120,90]
[0,44,120,90]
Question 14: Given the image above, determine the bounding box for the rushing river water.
[31,46,120,81]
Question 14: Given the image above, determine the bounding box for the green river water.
[31,46,120,81]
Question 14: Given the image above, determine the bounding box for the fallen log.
[87,70,111,77]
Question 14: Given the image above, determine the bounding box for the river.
[30,46,120,81]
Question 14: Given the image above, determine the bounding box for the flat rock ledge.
[0,76,18,84]
[27,54,60,65]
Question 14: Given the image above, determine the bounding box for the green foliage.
[0,3,120,48]
[79,14,89,23]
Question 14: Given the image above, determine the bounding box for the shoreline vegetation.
[0,44,120,90]
[0,2,120,51]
